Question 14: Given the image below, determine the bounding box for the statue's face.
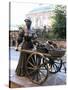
[25,20,32,27]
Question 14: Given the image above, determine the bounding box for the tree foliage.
[52,5,66,39]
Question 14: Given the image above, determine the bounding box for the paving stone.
[9,69,66,88]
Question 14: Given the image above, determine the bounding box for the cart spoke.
[31,56,36,65]
[40,70,46,77]
[34,54,36,61]
[28,61,34,67]
[54,64,59,70]
[34,71,39,81]
[31,72,35,80]
[32,54,36,65]
[36,56,41,66]
[28,70,35,75]
[49,64,52,72]
[38,72,41,80]
[52,64,57,71]
[36,72,41,81]
[31,71,39,81]
[39,63,45,68]
[27,67,34,70]
[37,73,41,81]
[51,65,53,72]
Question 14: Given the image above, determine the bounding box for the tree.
[52,5,66,39]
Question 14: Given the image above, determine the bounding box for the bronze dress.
[15,31,33,76]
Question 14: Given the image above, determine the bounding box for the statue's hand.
[15,47,18,51]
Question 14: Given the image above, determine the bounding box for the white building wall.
[27,11,53,29]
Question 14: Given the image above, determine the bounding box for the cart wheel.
[25,52,48,85]
[47,58,62,74]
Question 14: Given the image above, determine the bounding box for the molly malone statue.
[15,17,37,76]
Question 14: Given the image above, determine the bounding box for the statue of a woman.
[15,17,34,76]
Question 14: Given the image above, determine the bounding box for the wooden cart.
[17,48,65,85]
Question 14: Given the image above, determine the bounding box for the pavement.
[9,67,66,88]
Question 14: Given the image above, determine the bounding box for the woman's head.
[24,17,32,29]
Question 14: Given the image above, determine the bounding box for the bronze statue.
[15,17,34,76]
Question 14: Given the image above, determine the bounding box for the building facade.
[26,6,54,31]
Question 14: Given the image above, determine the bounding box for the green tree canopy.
[52,5,66,39]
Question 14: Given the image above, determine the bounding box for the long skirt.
[15,41,33,76]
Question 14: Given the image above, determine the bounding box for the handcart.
[17,45,65,85]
